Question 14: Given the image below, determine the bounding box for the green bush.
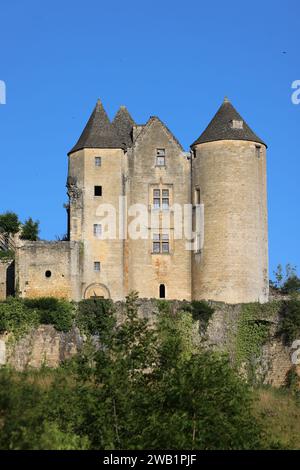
[76,298,115,338]
[279,299,300,344]
[24,297,74,332]
[0,296,264,450]
[285,367,300,395]
[183,300,214,329]
[0,298,40,338]
[272,264,300,294]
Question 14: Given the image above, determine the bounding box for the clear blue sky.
[0,0,299,279]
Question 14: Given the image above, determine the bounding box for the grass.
[254,386,300,449]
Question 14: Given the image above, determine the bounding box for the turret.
[191,98,269,304]
[67,100,135,300]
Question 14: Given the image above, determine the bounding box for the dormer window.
[156,149,166,166]
[231,120,243,129]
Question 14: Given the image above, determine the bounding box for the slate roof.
[69,100,122,154]
[192,97,267,147]
[112,106,135,147]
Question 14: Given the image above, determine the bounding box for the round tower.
[191,97,268,304]
[67,100,135,301]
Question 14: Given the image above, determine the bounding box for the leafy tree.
[0,294,263,450]
[0,211,20,245]
[279,299,300,344]
[271,264,300,294]
[20,217,39,241]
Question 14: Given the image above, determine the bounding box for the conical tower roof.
[69,100,122,154]
[192,98,266,147]
[112,106,135,147]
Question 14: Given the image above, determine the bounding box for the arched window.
[159,284,166,299]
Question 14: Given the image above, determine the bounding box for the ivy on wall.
[235,302,280,379]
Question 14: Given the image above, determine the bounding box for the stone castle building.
[0,98,269,304]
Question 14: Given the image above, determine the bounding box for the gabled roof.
[192,97,267,147]
[112,106,135,147]
[133,116,183,151]
[68,100,122,154]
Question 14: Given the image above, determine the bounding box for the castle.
[0,98,269,304]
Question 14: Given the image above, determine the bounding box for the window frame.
[94,185,102,197]
[95,156,102,167]
[152,233,170,254]
[94,261,101,272]
[93,223,102,238]
[156,148,166,167]
[152,188,169,210]
[255,145,261,159]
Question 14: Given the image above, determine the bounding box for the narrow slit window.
[94,186,102,196]
[95,157,102,167]
[159,284,166,299]
[195,188,200,205]
[255,145,261,158]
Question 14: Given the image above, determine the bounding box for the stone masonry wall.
[0,260,14,300]
[0,299,295,386]
[16,241,81,300]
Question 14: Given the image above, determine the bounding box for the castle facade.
[5,98,268,304]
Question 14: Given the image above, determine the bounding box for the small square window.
[162,189,169,198]
[95,157,102,167]
[156,156,165,166]
[156,149,166,166]
[94,261,101,272]
[94,186,102,196]
[153,189,160,198]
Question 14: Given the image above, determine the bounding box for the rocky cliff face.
[0,299,296,387]
[0,326,83,370]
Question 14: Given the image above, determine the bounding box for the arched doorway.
[84,283,111,300]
